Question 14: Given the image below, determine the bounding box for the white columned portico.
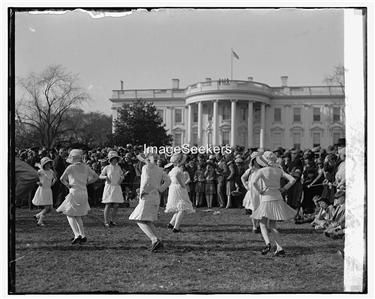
[187,104,192,144]
[260,103,266,149]
[197,102,202,145]
[230,100,237,147]
[213,100,218,146]
[247,101,253,148]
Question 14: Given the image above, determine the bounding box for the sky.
[15,8,344,115]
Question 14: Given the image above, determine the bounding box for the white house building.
[109,77,345,150]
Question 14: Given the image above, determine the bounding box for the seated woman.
[310,197,335,230]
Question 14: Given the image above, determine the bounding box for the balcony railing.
[111,89,186,100]
[272,86,344,96]
[110,81,344,101]
[185,80,273,96]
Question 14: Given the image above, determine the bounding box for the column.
[247,101,253,148]
[213,100,218,146]
[260,103,266,149]
[230,100,237,147]
[197,102,202,145]
[187,104,192,144]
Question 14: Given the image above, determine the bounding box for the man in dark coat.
[52,148,68,208]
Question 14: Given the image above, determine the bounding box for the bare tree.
[324,65,345,92]
[16,65,89,148]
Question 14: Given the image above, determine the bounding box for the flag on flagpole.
[232,49,240,60]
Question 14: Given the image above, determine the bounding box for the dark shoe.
[255,227,261,234]
[104,223,110,228]
[274,249,286,257]
[261,243,271,255]
[110,221,118,226]
[71,236,82,244]
[79,237,87,244]
[167,223,174,230]
[151,240,164,252]
[172,228,182,233]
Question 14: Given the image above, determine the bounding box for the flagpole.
[230,49,233,80]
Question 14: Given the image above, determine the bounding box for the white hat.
[108,151,121,162]
[66,149,83,164]
[40,157,53,169]
[256,151,277,167]
[137,152,159,163]
[170,153,187,165]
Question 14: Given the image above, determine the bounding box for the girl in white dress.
[241,151,263,233]
[129,152,171,252]
[56,149,99,245]
[251,151,297,256]
[165,153,195,233]
[32,157,56,226]
[99,151,124,227]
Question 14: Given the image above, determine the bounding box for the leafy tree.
[113,100,172,146]
[16,65,89,148]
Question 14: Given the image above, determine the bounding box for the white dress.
[251,167,296,221]
[101,164,124,204]
[56,163,97,217]
[242,168,263,211]
[129,163,171,222]
[165,167,195,214]
[32,169,55,206]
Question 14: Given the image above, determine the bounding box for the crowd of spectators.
[15,140,346,240]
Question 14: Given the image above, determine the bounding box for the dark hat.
[273,147,284,154]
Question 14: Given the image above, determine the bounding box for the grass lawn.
[12,205,344,293]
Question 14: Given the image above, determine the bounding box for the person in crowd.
[286,169,303,211]
[215,154,228,208]
[273,147,284,165]
[185,159,196,205]
[204,161,216,209]
[129,152,170,252]
[56,149,99,245]
[99,151,124,227]
[241,151,262,233]
[52,148,68,208]
[311,197,335,230]
[324,190,345,239]
[321,153,338,204]
[235,157,246,193]
[165,153,195,232]
[251,151,297,256]
[120,153,136,208]
[225,157,237,208]
[302,167,319,215]
[194,163,205,207]
[289,149,304,173]
[32,157,57,226]
[335,147,346,191]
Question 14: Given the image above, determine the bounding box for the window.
[272,132,282,149]
[313,107,320,122]
[192,132,198,145]
[274,108,281,122]
[333,132,341,145]
[293,108,301,122]
[222,104,231,120]
[207,132,212,145]
[241,106,247,121]
[313,132,320,147]
[175,109,182,124]
[222,131,230,145]
[156,109,164,121]
[174,133,182,146]
[193,105,198,123]
[333,107,341,122]
[293,132,301,150]
[254,108,260,123]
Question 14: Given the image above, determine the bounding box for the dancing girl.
[129,152,171,252]
[251,151,297,256]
